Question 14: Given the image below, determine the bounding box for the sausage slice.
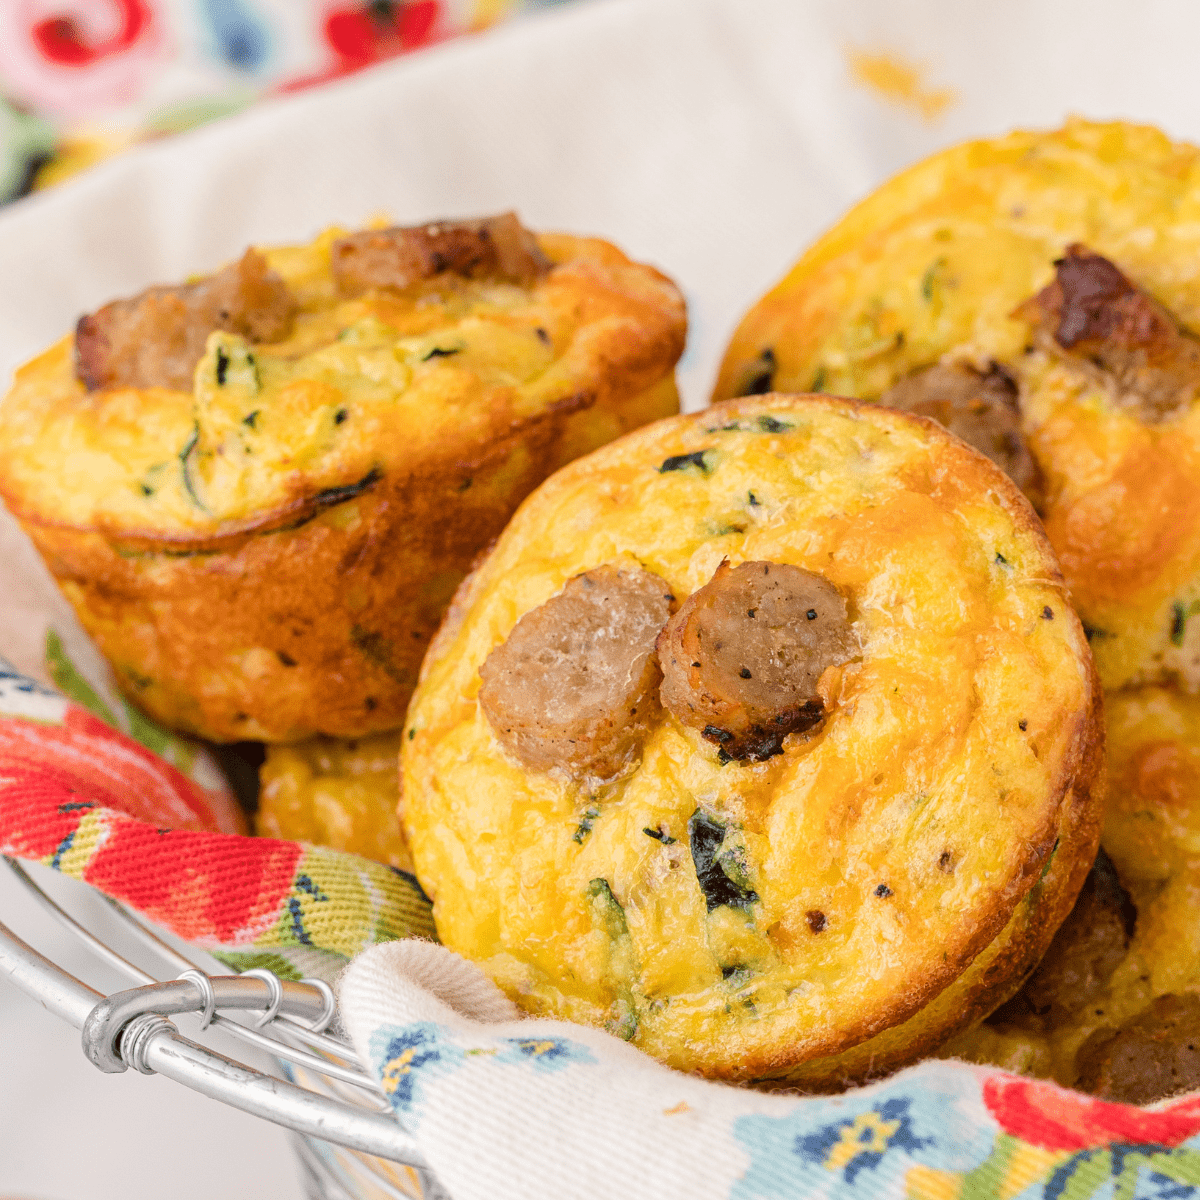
[1016,243,1200,422]
[75,248,296,392]
[658,560,856,762]
[478,563,675,779]
[988,848,1136,1031]
[332,212,550,297]
[1076,992,1200,1105]
[882,362,1040,502]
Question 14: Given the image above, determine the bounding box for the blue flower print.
[493,1036,597,1074]
[733,1095,931,1199]
[0,657,57,697]
[201,0,272,72]
[795,1097,932,1185]
[731,1068,1002,1200]
[369,1024,598,1119]
[369,1023,464,1115]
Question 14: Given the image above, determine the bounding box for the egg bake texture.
[257,731,412,873]
[0,213,685,742]
[714,119,1200,695]
[400,394,1104,1088]
[946,684,1200,1105]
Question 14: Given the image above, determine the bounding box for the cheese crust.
[714,119,1200,694]
[401,394,1103,1084]
[0,228,685,741]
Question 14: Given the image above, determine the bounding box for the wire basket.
[0,855,446,1200]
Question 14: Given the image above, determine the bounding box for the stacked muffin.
[715,119,1200,1101]
[0,212,687,857]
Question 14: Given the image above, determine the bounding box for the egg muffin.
[401,394,1103,1087]
[256,731,411,872]
[714,119,1200,694]
[0,214,685,742]
[947,685,1200,1105]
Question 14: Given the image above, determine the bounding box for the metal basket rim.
[0,855,426,1168]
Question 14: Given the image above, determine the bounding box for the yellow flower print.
[826,1112,903,1172]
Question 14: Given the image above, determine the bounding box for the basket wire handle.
[178,969,217,1030]
[298,977,337,1034]
[243,968,285,1028]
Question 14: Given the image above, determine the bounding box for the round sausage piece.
[881,363,1041,504]
[332,212,549,296]
[1076,992,1200,1105]
[1016,243,1200,423]
[658,560,857,761]
[987,848,1136,1031]
[74,248,296,393]
[478,563,675,778]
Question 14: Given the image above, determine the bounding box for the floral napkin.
[0,0,557,204]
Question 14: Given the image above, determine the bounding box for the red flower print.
[278,1,444,93]
[983,1074,1200,1152]
[0,706,243,837]
[0,0,168,117]
[0,704,301,947]
[326,0,440,65]
[84,817,302,946]
[31,0,152,67]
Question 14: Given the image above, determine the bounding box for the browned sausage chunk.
[1076,992,1200,1105]
[882,362,1041,504]
[74,248,296,392]
[332,212,550,297]
[658,560,856,762]
[1016,243,1200,422]
[988,848,1136,1031]
[478,564,675,779]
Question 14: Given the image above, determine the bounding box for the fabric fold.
[339,940,1200,1200]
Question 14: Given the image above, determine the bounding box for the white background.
[5,0,1200,1194]
[0,864,299,1198]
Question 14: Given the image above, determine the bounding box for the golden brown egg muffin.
[0,214,685,742]
[713,119,1200,694]
[401,394,1103,1087]
[948,684,1200,1104]
[256,731,411,872]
